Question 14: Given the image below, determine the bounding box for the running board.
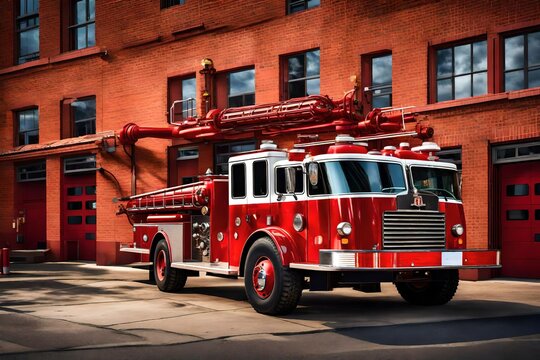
[119,246,150,255]
[171,261,238,275]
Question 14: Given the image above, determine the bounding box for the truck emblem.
[412,194,426,208]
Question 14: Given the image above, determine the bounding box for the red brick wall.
[0,0,539,264]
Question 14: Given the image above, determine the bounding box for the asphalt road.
[0,262,539,359]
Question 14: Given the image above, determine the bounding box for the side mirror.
[308,162,318,186]
[285,167,296,194]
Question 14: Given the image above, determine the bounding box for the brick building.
[0,0,538,278]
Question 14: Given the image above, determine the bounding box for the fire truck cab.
[120,136,500,315]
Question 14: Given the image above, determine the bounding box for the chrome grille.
[383,211,446,249]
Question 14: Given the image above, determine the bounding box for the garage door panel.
[499,160,540,278]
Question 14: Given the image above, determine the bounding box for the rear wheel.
[154,239,187,292]
[395,269,459,305]
[244,237,303,315]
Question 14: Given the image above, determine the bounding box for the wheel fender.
[243,227,300,268]
[150,231,171,262]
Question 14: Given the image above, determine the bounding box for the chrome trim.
[383,211,446,249]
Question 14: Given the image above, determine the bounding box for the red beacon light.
[382,146,396,157]
[288,148,306,161]
[327,135,368,154]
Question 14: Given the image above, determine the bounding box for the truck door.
[248,160,272,232]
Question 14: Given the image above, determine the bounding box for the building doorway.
[62,156,97,261]
[494,142,540,278]
[14,161,47,250]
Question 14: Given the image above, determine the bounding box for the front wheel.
[244,237,303,315]
[395,269,459,306]
[154,239,187,292]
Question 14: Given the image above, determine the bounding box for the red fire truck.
[117,88,500,314]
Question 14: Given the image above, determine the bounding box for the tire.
[244,237,303,315]
[395,269,459,306]
[153,239,187,292]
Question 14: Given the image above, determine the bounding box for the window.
[64,155,97,174]
[228,68,255,107]
[276,166,304,194]
[231,163,246,198]
[284,49,320,99]
[253,161,268,197]
[438,147,462,183]
[492,141,540,164]
[504,30,540,91]
[161,0,184,9]
[287,0,320,14]
[363,53,392,109]
[434,40,487,102]
[72,97,96,137]
[214,141,256,175]
[16,161,46,182]
[70,0,95,50]
[17,0,40,64]
[168,75,196,123]
[16,108,39,145]
[308,161,406,196]
[177,147,199,160]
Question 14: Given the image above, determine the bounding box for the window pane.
[373,95,391,108]
[473,41,487,71]
[86,215,96,224]
[253,161,267,196]
[505,35,524,71]
[75,26,86,49]
[372,54,392,86]
[85,232,96,240]
[228,95,244,108]
[506,210,528,221]
[308,0,320,8]
[528,31,540,67]
[289,81,306,99]
[75,0,86,23]
[436,48,452,77]
[454,75,471,99]
[87,23,95,47]
[306,78,320,95]
[67,187,83,196]
[86,201,96,210]
[244,93,255,106]
[529,69,540,88]
[89,0,95,19]
[19,28,39,56]
[288,55,305,79]
[473,72,487,96]
[518,145,540,156]
[182,77,196,101]
[507,184,529,196]
[67,216,83,224]
[496,148,515,159]
[505,70,525,91]
[454,44,471,75]
[536,183,540,196]
[67,201,83,210]
[306,49,320,77]
[229,69,255,96]
[231,164,246,198]
[86,186,96,195]
[437,79,452,101]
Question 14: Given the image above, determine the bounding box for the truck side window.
[253,160,268,197]
[231,163,246,198]
[276,166,303,194]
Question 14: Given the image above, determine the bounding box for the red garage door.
[499,161,540,278]
[62,172,96,261]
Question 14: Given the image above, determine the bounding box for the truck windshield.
[411,166,461,200]
[308,160,406,195]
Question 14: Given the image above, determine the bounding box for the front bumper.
[289,249,501,271]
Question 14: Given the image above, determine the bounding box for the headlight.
[452,224,464,237]
[337,222,352,236]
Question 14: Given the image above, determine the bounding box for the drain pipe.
[131,145,136,195]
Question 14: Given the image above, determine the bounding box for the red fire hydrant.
[1,248,9,275]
